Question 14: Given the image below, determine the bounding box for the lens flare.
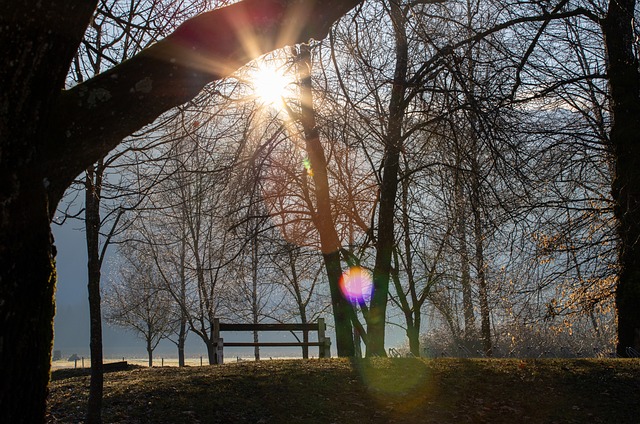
[339,266,373,304]
[303,157,314,177]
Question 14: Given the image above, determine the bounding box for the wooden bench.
[211,318,331,364]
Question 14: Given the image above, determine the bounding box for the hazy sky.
[51,221,338,359]
[51,219,406,360]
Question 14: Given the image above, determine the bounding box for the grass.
[46,358,640,423]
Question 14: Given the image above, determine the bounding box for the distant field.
[47,358,640,423]
[51,357,206,370]
[50,355,303,371]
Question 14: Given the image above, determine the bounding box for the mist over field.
[52,223,408,363]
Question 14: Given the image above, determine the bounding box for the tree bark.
[0,1,363,421]
[147,341,154,368]
[178,317,187,367]
[85,165,104,423]
[0,196,57,423]
[602,0,640,357]
[296,43,355,356]
[470,151,492,357]
[367,0,408,357]
[454,157,476,340]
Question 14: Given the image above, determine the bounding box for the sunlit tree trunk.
[295,43,355,356]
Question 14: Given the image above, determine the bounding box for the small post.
[213,318,224,365]
[214,338,224,365]
[200,356,203,366]
[161,357,164,367]
[81,357,84,368]
[318,318,330,358]
[323,338,332,359]
[74,358,78,369]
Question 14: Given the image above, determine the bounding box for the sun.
[250,63,292,108]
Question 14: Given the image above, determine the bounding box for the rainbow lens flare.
[303,157,314,177]
[339,266,373,304]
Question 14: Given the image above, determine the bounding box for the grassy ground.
[46,358,640,423]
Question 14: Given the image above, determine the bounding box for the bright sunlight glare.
[251,63,291,108]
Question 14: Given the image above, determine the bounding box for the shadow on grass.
[47,358,640,424]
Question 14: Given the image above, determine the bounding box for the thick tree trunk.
[0,196,57,423]
[0,3,97,422]
[602,0,640,357]
[407,322,421,357]
[324,251,356,356]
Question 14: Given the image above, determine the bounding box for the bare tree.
[105,242,176,367]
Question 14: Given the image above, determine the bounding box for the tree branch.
[47,0,363,205]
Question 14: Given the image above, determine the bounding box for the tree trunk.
[296,43,355,356]
[252,234,260,361]
[0,2,96,422]
[178,237,188,367]
[147,340,154,368]
[178,315,187,367]
[0,195,57,423]
[367,0,408,357]
[324,251,356,356]
[407,322,421,357]
[602,0,640,357]
[470,155,492,357]
[454,161,476,339]
[85,166,104,423]
[300,309,309,359]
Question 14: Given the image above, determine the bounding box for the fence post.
[215,338,224,365]
[323,338,332,359]
[318,318,331,358]
[213,318,224,364]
